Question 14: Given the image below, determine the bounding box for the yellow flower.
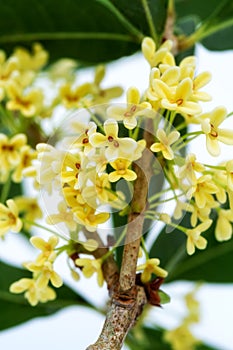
[215,209,233,242]
[13,43,48,71]
[59,82,92,108]
[6,81,43,117]
[178,153,205,186]
[0,133,27,175]
[164,325,200,350]
[152,77,202,115]
[25,260,63,289]
[73,203,109,232]
[36,143,65,193]
[82,173,112,207]
[12,145,37,183]
[89,119,138,161]
[14,197,43,230]
[75,258,104,287]
[192,71,212,101]
[30,235,59,265]
[185,220,212,255]
[226,160,233,191]
[109,158,137,182]
[137,258,168,283]
[107,87,152,129]
[190,174,219,208]
[91,65,123,104]
[46,201,77,232]
[201,106,233,156]
[150,128,180,160]
[142,37,173,67]
[10,278,56,306]
[0,199,22,237]
[68,121,96,155]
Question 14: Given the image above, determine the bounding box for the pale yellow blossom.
[137,258,168,283]
[10,278,56,306]
[75,258,104,286]
[109,158,137,182]
[0,199,22,237]
[201,106,233,156]
[215,209,233,241]
[107,86,152,129]
[89,119,138,161]
[150,129,180,160]
[185,220,212,255]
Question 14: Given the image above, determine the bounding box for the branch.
[86,119,155,350]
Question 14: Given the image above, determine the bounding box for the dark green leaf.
[0,260,94,330]
[201,26,233,51]
[175,0,223,21]
[109,0,169,42]
[150,213,233,283]
[0,0,168,64]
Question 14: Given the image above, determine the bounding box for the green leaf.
[109,0,169,43]
[175,0,222,21]
[149,213,233,283]
[201,25,233,51]
[175,0,233,51]
[0,260,95,330]
[0,0,168,64]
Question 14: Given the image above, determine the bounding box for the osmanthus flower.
[150,128,180,160]
[59,82,92,108]
[6,81,43,117]
[89,119,139,161]
[226,160,233,191]
[201,106,233,156]
[0,133,27,174]
[178,153,205,186]
[10,278,56,306]
[61,151,91,190]
[13,43,48,72]
[107,86,152,130]
[215,209,233,242]
[36,143,66,193]
[0,199,22,237]
[141,37,173,68]
[14,197,42,231]
[81,173,113,207]
[152,77,202,115]
[24,260,63,289]
[188,174,219,208]
[185,219,212,255]
[108,158,137,182]
[68,121,97,155]
[137,258,168,283]
[75,257,104,287]
[62,186,85,209]
[30,235,59,265]
[46,201,77,232]
[164,324,200,350]
[192,71,212,102]
[90,65,123,104]
[189,202,215,228]
[12,145,37,183]
[72,203,110,232]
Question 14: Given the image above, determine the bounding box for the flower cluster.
[0,133,37,183]
[2,34,233,308]
[10,236,62,306]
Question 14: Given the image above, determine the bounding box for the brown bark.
[86,120,155,350]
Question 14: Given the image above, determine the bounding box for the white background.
[0,44,233,350]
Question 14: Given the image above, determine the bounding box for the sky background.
[0,44,233,350]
